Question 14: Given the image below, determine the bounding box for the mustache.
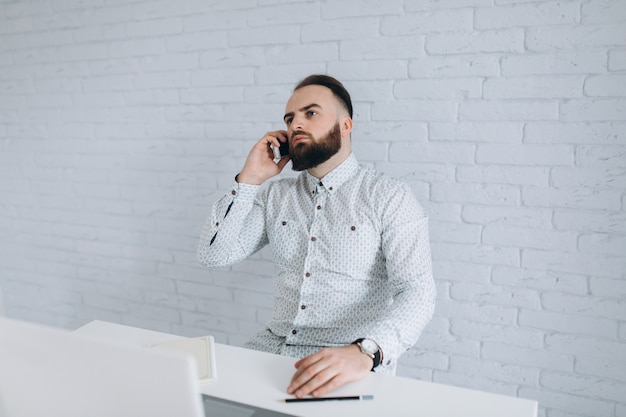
[290,130,313,141]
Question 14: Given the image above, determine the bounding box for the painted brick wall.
[1,1,625,416]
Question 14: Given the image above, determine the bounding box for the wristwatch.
[353,338,382,371]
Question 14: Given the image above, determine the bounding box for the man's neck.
[306,147,351,179]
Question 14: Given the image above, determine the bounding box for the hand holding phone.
[272,139,289,159]
[238,131,289,185]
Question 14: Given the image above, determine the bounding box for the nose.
[290,113,305,132]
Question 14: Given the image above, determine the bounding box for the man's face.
[283,85,348,171]
[289,122,341,171]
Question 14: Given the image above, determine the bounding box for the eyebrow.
[283,103,321,122]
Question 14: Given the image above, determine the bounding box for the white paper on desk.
[151,336,217,384]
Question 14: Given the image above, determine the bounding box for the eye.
[284,117,293,126]
[306,110,317,117]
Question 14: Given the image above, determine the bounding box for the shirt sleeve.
[197,180,269,268]
[370,182,436,367]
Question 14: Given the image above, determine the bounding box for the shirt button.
[282,221,287,226]
[329,187,333,191]
[316,205,321,210]
[300,305,306,310]
[311,236,316,241]
[351,226,356,231]
[231,190,237,195]
[215,222,219,227]
[292,329,297,335]
[305,272,311,277]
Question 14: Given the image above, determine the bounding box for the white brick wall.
[1,1,625,416]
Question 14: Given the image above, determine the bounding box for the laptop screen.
[0,317,205,417]
[202,395,295,417]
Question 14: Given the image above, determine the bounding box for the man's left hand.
[286,344,372,398]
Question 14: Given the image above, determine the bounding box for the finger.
[310,373,345,398]
[292,350,322,371]
[292,348,338,378]
[260,135,283,161]
[289,356,320,388]
[276,130,289,142]
[287,356,327,395]
[269,129,287,136]
[258,132,278,149]
[290,362,337,398]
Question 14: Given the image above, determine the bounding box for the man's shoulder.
[356,165,411,192]
[355,165,426,214]
[262,174,303,194]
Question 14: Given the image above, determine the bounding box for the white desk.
[75,320,537,417]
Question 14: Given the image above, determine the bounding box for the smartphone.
[272,140,289,159]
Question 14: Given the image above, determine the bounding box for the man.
[197,74,435,398]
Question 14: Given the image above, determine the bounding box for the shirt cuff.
[230,179,258,201]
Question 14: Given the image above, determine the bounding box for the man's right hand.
[237,130,291,185]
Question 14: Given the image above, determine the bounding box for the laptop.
[0,317,293,417]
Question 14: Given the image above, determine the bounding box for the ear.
[340,115,353,138]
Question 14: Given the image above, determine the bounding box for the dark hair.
[294,74,353,118]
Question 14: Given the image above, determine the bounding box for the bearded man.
[197,74,435,399]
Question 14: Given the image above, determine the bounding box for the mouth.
[291,133,309,145]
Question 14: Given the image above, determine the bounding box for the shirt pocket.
[329,222,382,278]
[268,218,306,269]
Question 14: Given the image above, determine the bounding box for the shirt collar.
[305,153,359,195]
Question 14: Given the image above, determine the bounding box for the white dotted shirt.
[197,154,436,374]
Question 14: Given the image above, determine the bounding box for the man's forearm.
[197,183,265,268]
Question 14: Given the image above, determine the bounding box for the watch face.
[361,339,378,355]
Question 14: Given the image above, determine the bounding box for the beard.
[290,122,342,172]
